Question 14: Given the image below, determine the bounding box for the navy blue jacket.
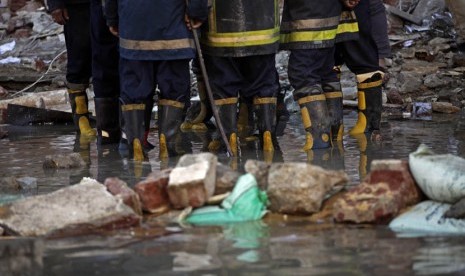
[105,0,208,61]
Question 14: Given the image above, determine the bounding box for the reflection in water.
[1,111,465,275]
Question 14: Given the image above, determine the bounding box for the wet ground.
[1,109,465,275]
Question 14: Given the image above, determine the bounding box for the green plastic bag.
[185,173,268,225]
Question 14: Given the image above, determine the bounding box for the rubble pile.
[0,0,463,115]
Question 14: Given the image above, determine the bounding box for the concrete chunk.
[0,178,141,237]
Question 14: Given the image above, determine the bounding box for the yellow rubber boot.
[349,72,384,136]
[68,89,96,137]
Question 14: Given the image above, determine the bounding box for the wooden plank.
[6,103,73,126]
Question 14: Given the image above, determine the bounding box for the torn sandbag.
[185,174,268,225]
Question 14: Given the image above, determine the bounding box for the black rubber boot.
[323,82,344,141]
[350,72,384,140]
[208,98,238,156]
[158,99,185,159]
[68,89,96,137]
[254,97,278,163]
[121,103,146,161]
[95,97,121,145]
[295,85,331,150]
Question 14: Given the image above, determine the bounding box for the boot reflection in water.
[70,134,92,185]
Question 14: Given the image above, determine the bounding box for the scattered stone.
[444,198,465,219]
[214,163,240,195]
[168,153,217,209]
[267,162,349,215]
[432,101,461,113]
[333,160,423,224]
[0,178,141,237]
[386,89,404,105]
[134,169,172,214]
[104,177,142,216]
[16,177,37,190]
[43,153,86,169]
[244,160,271,190]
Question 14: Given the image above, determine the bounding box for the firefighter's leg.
[323,82,344,141]
[207,98,239,156]
[158,99,185,159]
[296,86,331,150]
[68,87,96,137]
[349,71,384,140]
[121,104,146,161]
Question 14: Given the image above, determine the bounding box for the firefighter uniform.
[336,0,386,141]
[91,0,121,145]
[280,0,358,150]
[48,0,95,137]
[105,0,208,161]
[201,0,280,157]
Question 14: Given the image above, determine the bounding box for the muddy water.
[1,110,465,275]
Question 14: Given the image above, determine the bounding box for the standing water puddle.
[1,110,465,275]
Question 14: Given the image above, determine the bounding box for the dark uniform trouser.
[204,54,279,100]
[119,58,191,160]
[64,3,92,86]
[204,54,279,157]
[335,0,380,74]
[288,48,338,90]
[119,58,190,104]
[90,0,120,99]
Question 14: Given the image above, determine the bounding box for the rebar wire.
[10,49,67,98]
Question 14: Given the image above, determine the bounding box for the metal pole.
[189,23,234,157]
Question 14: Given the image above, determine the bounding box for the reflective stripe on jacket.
[105,0,208,61]
[280,0,358,50]
[201,0,280,57]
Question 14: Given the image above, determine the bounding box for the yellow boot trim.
[300,107,312,129]
[263,131,274,152]
[229,133,238,156]
[297,94,326,105]
[191,123,208,131]
[214,98,238,105]
[306,150,314,162]
[133,138,144,162]
[208,140,221,152]
[78,116,96,137]
[336,124,344,141]
[324,91,343,99]
[359,153,368,180]
[253,97,277,105]
[237,103,249,133]
[75,95,88,115]
[159,99,185,109]
[356,71,385,83]
[349,91,367,135]
[159,134,168,160]
[303,132,314,151]
[121,104,145,111]
[263,150,274,164]
[134,161,143,180]
[180,121,193,131]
